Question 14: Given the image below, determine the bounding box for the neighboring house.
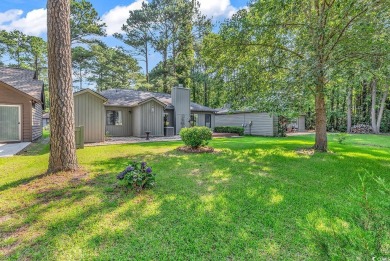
[0,67,45,142]
[42,112,50,127]
[73,86,217,143]
[215,109,279,136]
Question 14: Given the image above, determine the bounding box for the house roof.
[0,67,44,102]
[42,112,49,119]
[74,88,108,102]
[99,89,217,112]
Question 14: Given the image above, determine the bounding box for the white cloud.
[198,0,237,18]
[0,9,23,24]
[0,8,47,36]
[102,0,145,35]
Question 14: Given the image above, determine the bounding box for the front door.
[0,105,21,142]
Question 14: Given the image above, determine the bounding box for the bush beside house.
[214,126,244,136]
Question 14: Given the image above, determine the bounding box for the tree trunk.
[79,66,82,91]
[47,0,78,173]
[145,40,149,83]
[371,78,378,133]
[347,87,352,133]
[314,85,328,151]
[376,84,389,133]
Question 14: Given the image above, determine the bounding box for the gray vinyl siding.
[139,100,164,137]
[215,113,277,136]
[172,87,191,134]
[192,111,215,129]
[74,92,106,143]
[132,106,141,137]
[298,116,305,131]
[32,103,42,141]
[105,106,132,137]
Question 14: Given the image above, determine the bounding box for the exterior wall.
[105,106,132,137]
[139,100,164,137]
[132,106,141,137]
[192,111,215,129]
[172,87,191,134]
[215,112,276,136]
[74,92,106,143]
[298,116,306,132]
[0,82,33,142]
[32,102,43,141]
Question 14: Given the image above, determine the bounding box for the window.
[205,114,211,128]
[190,114,198,127]
[106,110,122,126]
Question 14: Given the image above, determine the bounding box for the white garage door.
[0,105,21,142]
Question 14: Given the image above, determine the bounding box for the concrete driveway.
[0,142,31,157]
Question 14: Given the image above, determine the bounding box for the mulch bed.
[177,146,215,153]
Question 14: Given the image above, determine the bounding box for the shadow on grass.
[1,137,389,259]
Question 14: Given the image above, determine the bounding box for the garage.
[0,105,21,142]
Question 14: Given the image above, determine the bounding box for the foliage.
[70,0,106,43]
[201,0,390,150]
[71,46,93,90]
[335,133,348,144]
[180,126,212,148]
[277,116,288,137]
[214,126,244,136]
[117,161,156,191]
[88,43,141,91]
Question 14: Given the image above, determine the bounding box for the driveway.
[0,142,31,157]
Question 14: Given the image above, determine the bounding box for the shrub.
[336,132,348,144]
[214,126,244,136]
[117,161,156,191]
[180,126,212,148]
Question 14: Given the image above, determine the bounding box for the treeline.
[201,1,390,137]
[1,0,389,138]
[0,0,141,92]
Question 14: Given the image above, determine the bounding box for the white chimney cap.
[178,84,183,88]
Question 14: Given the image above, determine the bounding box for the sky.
[0,0,248,71]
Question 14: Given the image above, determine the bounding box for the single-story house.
[215,109,279,136]
[73,86,217,143]
[42,112,50,127]
[0,67,45,142]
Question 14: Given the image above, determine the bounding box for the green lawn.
[0,134,389,260]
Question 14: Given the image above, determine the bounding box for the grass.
[0,134,389,260]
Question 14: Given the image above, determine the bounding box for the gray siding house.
[215,111,278,136]
[74,86,217,143]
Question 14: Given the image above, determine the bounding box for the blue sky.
[0,0,248,71]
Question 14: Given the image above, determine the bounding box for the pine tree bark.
[47,0,78,173]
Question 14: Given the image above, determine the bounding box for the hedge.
[214,126,244,136]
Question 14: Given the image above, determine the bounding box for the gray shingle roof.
[99,89,217,112]
[0,67,44,101]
